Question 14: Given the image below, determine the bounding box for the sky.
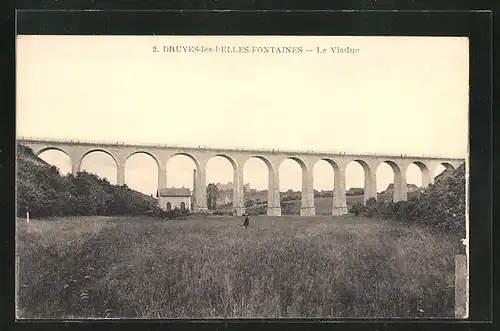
[16,35,469,195]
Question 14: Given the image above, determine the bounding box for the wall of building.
[216,195,231,206]
[158,196,191,211]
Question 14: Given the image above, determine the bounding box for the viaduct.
[17,138,465,217]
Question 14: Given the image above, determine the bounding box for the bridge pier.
[393,170,408,202]
[364,168,378,203]
[233,166,245,216]
[194,162,209,213]
[158,161,167,190]
[267,168,282,217]
[332,206,349,216]
[267,207,282,217]
[117,163,125,186]
[71,160,80,175]
[332,166,348,215]
[67,150,84,176]
[300,168,315,216]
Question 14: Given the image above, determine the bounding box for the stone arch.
[243,156,274,182]
[377,160,405,202]
[212,153,238,171]
[80,148,119,168]
[79,149,119,185]
[440,162,456,171]
[406,161,431,189]
[206,154,239,182]
[205,154,239,211]
[311,158,338,187]
[278,157,306,193]
[283,156,309,172]
[381,160,402,176]
[433,161,456,182]
[314,158,341,181]
[249,155,276,175]
[312,158,341,215]
[125,150,160,168]
[277,156,309,189]
[34,146,71,158]
[319,158,341,172]
[345,159,375,204]
[242,155,277,215]
[166,152,201,192]
[124,151,160,195]
[35,147,73,175]
[278,156,311,215]
[168,152,202,171]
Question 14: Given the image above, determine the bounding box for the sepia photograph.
[15,34,469,319]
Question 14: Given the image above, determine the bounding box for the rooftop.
[158,187,191,197]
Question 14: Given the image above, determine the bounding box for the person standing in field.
[242,213,250,227]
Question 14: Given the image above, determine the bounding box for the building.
[407,184,419,193]
[157,187,192,211]
[318,190,334,197]
[216,191,232,206]
[216,182,250,192]
[346,187,364,196]
[382,183,419,195]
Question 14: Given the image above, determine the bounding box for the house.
[346,187,364,196]
[319,190,334,197]
[157,187,192,211]
[216,191,232,206]
[216,182,251,192]
[281,189,300,200]
[382,183,419,195]
[407,184,419,192]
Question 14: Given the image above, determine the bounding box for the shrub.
[394,201,409,222]
[376,200,397,219]
[366,197,377,207]
[16,144,159,219]
[348,164,466,238]
[348,202,364,216]
[245,200,255,207]
[212,210,233,216]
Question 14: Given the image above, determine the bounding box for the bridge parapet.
[16,137,465,162]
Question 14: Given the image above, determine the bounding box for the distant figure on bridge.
[242,213,250,228]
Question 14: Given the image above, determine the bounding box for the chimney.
[192,169,197,204]
[192,169,197,192]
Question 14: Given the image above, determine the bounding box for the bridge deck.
[16,137,465,161]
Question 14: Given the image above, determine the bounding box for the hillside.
[16,144,157,218]
[405,163,466,236]
[350,163,466,238]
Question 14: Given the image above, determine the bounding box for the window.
[180,202,186,210]
[166,202,172,210]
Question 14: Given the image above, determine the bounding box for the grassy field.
[16,214,456,319]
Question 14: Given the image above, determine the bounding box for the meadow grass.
[16,215,456,319]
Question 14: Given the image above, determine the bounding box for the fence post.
[454,254,467,318]
[26,211,29,223]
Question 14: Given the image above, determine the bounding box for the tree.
[206,183,219,210]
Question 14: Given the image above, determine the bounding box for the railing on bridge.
[16,136,466,160]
